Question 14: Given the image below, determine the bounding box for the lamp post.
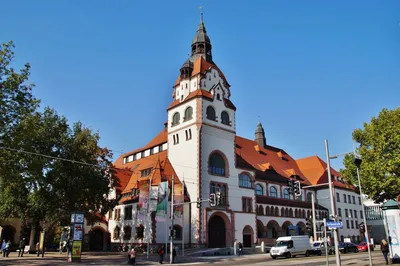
[353,158,373,266]
[324,140,341,266]
[328,150,373,266]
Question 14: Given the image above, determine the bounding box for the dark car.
[339,242,358,253]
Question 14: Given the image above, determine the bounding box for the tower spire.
[199,6,203,23]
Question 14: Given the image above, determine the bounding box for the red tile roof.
[113,168,133,193]
[235,136,311,185]
[167,89,212,110]
[296,156,355,190]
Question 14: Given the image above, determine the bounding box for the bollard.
[261,241,265,253]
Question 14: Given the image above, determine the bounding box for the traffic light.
[209,193,216,207]
[360,223,365,234]
[294,181,301,196]
[287,180,294,194]
[197,197,201,208]
[216,191,221,206]
[170,229,176,239]
[306,216,312,232]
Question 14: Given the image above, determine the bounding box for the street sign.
[326,220,343,229]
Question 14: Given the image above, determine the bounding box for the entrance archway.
[89,227,105,251]
[266,220,280,239]
[1,225,16,244]
[281,221,292,236]
[242,225,254,247]
[208,215,226,248]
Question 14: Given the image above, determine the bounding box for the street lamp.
[324,140,341,266]
[328,147,373,266]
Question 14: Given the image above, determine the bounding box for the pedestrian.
[381,239,390,265]
[1,240,6,257]
[18,238,26,257]
[238,242,243,256]
[172,246,177,264]
[5,240,11,257]
[129,247,136,265]
[157,245,165,264]
[36,242,40,257]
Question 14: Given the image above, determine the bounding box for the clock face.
[76,214,84,223]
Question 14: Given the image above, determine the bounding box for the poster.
[39,231,45,250]
[156,182,168,222]
[173,183,183,222]
[138,181,150,221]
[387,215,399,246]
[72,241,82,258]
[149,186,159,212]
[73,224,83,241]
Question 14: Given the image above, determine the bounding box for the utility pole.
[312,193,317,241]
[170,175,174,264]
[325,139,341,266]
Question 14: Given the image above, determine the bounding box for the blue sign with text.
[326,220,343,228]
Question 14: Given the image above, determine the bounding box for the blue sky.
[2,0,400,170]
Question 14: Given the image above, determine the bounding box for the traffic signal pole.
[312,193,317,241]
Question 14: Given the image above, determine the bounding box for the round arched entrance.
[89,227,105,251]
[1,225,16,244]
[242,225,254,247]
[208,215,227,248]
[281,221,292,236]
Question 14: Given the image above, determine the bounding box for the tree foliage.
[340,108,400,203]
[0,41,117,227]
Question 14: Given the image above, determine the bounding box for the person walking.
[5,240,11,257]
[381,239,390,265]
[157,245,165,264]
[129,248,136,265]
[18,238,26,257]
[172,246,177,264]
[1,240,6,257]
[238,242,243,256]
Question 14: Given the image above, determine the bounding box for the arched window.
[123,226,132,240]
[221,111,230,125]
[283,188,290,199]
[135,225,144,240]
[184,107,193,121]
[306,192,313,202]
[208,153,226,176]
[269,186,277,198]
[172,112,180,126]
[206,106,216,120]
[239,173,252,188]
[173,225,182,240]
[255,184,264,195]
[113,226,120,240]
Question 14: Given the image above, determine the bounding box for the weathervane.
[199,6,203,22]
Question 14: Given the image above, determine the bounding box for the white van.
[270,236,312,259]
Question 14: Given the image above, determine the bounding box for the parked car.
[339,242,358,253]
[357,242,374,252]
[309,241,326,256]
[270,236,311,259]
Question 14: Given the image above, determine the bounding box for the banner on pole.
[156,181,168,222]
[138,181,150,221]
[149,186,159,212]
[173,183,183,222]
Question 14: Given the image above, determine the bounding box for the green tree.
[0,41,39,139]
[341,108,400,203]
[0,41,117,227]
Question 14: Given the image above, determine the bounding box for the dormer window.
[141,168,152,177]
[141,151,145,158]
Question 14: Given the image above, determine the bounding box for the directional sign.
[326,220,343,229]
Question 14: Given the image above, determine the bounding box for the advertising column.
[68,212,84,263]
[382,199,400,263]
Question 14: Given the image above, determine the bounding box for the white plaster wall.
[317,188,363,240]
[167,98,200,244]
[235,213,257,244]
[199,68,229,98]
[202,100,235,131]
